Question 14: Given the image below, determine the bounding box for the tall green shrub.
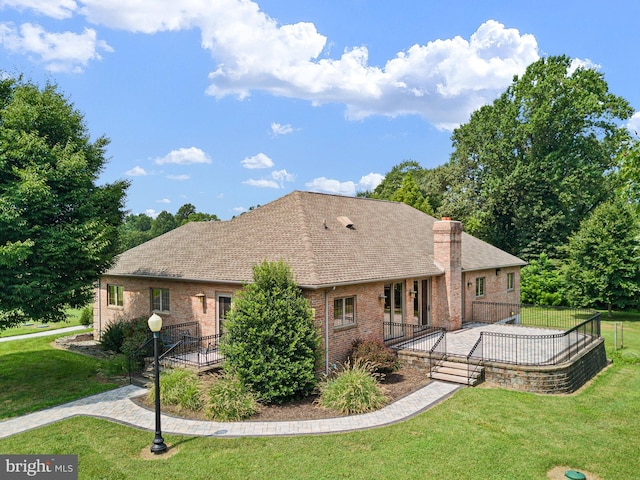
[221,261,320,404]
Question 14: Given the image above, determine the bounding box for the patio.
[396,322,591,365]
[388,303,607,393]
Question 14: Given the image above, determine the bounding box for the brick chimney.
[433,218,462,330]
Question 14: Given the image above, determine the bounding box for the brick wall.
[432,219,462,330]
[95,276,386,371]
[399,339,608,394]
[93,276,242,339]
[462,267,521,322]
[307,282,386,370]
[483,338,608,394]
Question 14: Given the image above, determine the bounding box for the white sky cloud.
[243,178,280,189]
[166,174,190,181]
[4,0,541,129]
[244,168,294,189]
[125,165,147,176]
[270,122,294,136]
[241,152,274,169]
[628,111,640,136]
[0,0,78,20]
[305,177,357,196]
[568,57,600,75]
[155,147,211,165]
[358,172,384,191]
[145,208,159,219]
[0,22,112,73]
[157,198,171,204]
[305,172,384,196]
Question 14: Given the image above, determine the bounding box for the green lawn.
[0,333,120,419]
[0,307,89,338]
[0,313,638,479]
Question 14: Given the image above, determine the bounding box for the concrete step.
[430,372,479,386]
[430,360,484,386]
[433,366,482,378]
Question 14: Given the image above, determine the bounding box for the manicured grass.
[0,360,638,479]
[0,307,89,338]
[0,311,638,478]
[0,334,120,419]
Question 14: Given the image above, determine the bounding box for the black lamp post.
[148,313,167,455]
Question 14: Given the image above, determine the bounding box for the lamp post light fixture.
[148,313,167,455]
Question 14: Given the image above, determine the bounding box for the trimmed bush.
[207,375,259,421]
[148,369,204,412]
[348,337,399,375]
[120,316,151,358]
[100,319,127,352]
[221,261,320,404]
[318,359,388,414]
[79,306,93,326]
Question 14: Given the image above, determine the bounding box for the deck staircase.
[430,357,484,386]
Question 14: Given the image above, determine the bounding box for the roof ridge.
[294,192,320,285]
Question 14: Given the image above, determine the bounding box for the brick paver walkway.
[0,381,460,439]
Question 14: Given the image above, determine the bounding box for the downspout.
[97,278,102,340]
[461,272,465,323]
[324,289,329,375]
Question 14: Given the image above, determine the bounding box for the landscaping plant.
[348,337,399,375]
[318,359,388,414]
[147,368,204,412]
[207,375,259,421]
[221,261,320,404]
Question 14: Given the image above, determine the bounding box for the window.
[475,277,485,297]
[151,288,170,312]
[507,272,515,291]
[107,284,124,307]
[334,297,355,327]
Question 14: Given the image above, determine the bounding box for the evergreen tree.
[221,261,320,404]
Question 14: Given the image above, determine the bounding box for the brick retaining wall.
[398,337,608,394]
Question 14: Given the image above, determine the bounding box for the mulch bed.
[134,366,432,422]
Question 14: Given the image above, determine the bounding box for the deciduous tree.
[442,55,634,258]
[564,197,640,315]
[0,78,128,328]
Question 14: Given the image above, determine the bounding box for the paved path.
[0,325,88,343]
[0,381,460,440]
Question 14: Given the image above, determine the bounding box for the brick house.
[94,191,525,372]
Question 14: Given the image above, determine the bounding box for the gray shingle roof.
[106,191,525,287]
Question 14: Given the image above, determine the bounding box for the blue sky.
[1,1,639,219]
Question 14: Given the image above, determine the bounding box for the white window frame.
[507,272,515,291]
[334,296,356,327]
[151,288,170,313]
[475,277,485,298]
[107,284,124,307]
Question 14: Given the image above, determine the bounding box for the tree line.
[361,56,640,314]
[118,204,219,252]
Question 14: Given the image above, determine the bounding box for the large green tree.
[0,78,128,328]
[221,261,320,404]
[441,55,634,258]
[564,197,640,315]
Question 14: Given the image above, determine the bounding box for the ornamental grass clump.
[206,375,258,421]
[318,359,388,415]
[148,368,204,412]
